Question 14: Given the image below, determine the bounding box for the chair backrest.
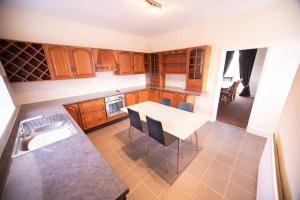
[229,82,238,93]
[160,98,171,106]
[223,76,233,82]
[128,108,143,132]
[146,116,165,145]
[178,101,193,112]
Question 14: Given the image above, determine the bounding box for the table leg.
[177,139,181,174]
[195,131,199,151]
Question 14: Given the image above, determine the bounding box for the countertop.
[0,85,201,199]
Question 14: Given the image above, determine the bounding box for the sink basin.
[13,113,77,157]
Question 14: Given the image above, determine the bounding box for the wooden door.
[117,51,132,74]
[64,103,83,129]
[69,47,95,78]
[150,89,160,103]
[138,89,150,103]
[160,91,174,105]
[125,92,137,106]
[173,93,187,108]
[43,44,74,79]
[96,49,117,71]
[132,53,145,73]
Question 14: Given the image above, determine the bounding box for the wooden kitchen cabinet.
[64,103,83,129]
[125,92,138,106]
[138,89,150,103]
[173,93,187,107]
[186,46,211,92]
[44,44,74,79]
[44,44,96,79]
[116,51,132,75]
[95,49,118,71]
[150,89,160,103]
[69,47,95,78]
[160,91,174,105]
[79,98,107,130]
[132,53,145,73]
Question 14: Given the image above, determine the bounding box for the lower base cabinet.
[64,103,83,129]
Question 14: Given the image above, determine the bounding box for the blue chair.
[146,116,177,172]
[178,101,193,112]
[128,108,147,143]
[160,98,171,106]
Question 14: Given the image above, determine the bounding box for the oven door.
[105,99,125,118]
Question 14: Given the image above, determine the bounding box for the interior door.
[43,44,74,79]
[118,51,132,74]
[69,47,95,78]
[132,53,145,73]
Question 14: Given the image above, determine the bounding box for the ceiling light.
[145,0,162,9]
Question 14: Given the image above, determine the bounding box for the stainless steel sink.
[13,113,77,157]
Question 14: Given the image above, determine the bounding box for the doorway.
[216,48,267,129]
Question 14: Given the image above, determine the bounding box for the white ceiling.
[0,0,280,36]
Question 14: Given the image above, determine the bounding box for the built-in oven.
[104,94,125,118]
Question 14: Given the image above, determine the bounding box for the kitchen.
[1,0,300,200]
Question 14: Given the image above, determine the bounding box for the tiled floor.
[88,119,266,200]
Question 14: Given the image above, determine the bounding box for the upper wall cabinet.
[115,51,132,75]
[43,44,74,79]
[69,47,95,78]
[132,53,145,74]
[44,44,95,79]
[0,39,52,82]
[95,49,117,71]
[186,46,211,92]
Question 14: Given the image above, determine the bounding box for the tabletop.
[121,101,207,140]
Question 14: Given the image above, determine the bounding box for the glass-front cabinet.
[186,46,211,92]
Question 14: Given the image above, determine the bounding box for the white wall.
[0,5,150,52]
[249,48,267,97]
[276,65,300,200]
[11,72,145,104]
[149,0,300,136]
[165,74,186,88]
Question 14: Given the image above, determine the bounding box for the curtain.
[239,49,257,97]
[223,51,234,76]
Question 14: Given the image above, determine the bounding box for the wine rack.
[0,39,51,82]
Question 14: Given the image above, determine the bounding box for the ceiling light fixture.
[145,0,162,9]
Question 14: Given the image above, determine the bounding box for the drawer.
[79,99,105,111]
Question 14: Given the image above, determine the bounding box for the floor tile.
[234,159,258,179]
[144,171,169,196]
[201,170,228,195]
[174,172,199,195]
[215,151,236,167]
[192,183,223,200]
[111,159,130,176]
[230,169,257,195]
[128,183,158,200]
[209,159,233,180]
[121,169,143,191]
[159,186,192,200]
[224,182,256,200]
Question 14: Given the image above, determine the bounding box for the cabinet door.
[173,93,187,108]
[44,44,74,79]
[160,91,174,105]
[150,89,160,103]
[125,92,137,106]
[79,99,107,130]
[138,89,150,103]
[117,51,132,74]
[96,49,117,71]
[64,104,83,129]
[132,53,145,73]
[69,47,95,78]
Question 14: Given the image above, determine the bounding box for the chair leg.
[177,139,181,174]
[165,147,169,173]
[128,126,132,143]
[146,139,151,155]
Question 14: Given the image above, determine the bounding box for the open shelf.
[0,39,51,82]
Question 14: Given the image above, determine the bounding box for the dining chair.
[127,108,147,143]
[232,79,241,101]
[146,116,177,172]
[178,101,193,112]
[160,98,171,106]
[220,81,237,103]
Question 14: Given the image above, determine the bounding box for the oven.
[105,94,125,118]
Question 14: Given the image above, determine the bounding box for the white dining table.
[121,101,208,173]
